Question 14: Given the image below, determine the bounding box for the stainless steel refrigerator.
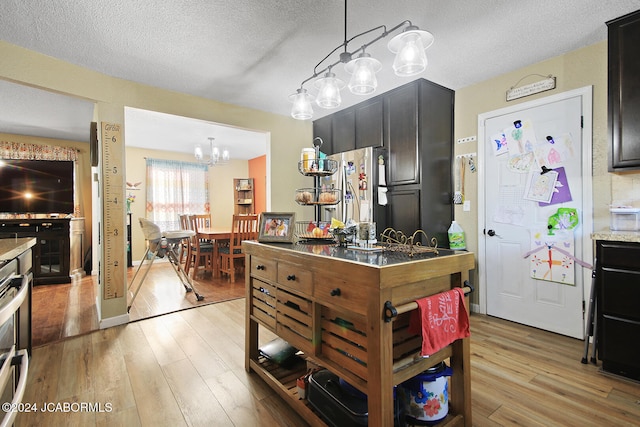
[321,146,384,226]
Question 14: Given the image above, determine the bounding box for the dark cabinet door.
[35,223,70,284]
[332,109,356,154]
[355,98,383,149]
[313,115,333,155]
[608,10,640,171]
[418,80,455,245]
[385,83,419,186]
[596,240,640,381]
[386,187,420,238]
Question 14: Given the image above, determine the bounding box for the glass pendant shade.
[345,53,382,95]
[314,72,345,109]
[289,88,314,120]
[388,28,434,76]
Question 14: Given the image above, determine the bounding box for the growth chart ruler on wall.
[101,122,126,299]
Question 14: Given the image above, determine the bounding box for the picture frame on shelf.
[237,179,252,190]
[258,212,296,243]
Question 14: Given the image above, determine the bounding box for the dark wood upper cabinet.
[608,9,640,171]
[385,83,420,186]
[331,108,356,154]
[311,78,454,243]
[312,115,333,154]
[355,98,384,149]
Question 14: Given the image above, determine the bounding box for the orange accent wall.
[249,155,266,214]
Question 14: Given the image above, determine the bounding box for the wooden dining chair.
[219,214,259,282]
[178,214,191,267]
[186,214,214,278]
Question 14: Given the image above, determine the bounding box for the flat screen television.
[0,159,75,214]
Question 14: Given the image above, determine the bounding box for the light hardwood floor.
[17,299,640,426]
[32,262,245,347]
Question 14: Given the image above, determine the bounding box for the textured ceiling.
[1,0,639,155]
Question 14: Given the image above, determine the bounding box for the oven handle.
[0,349,29,427]
[0,275,28,327]
[0,346,16,396]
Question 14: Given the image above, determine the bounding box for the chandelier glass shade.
[314,71,346,108]
[289,88,314,120]
[194,137,229,166]
[289,0,434,120]
[345,52,382,95]
[388,27,434,76]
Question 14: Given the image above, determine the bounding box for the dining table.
[197,227,231,277]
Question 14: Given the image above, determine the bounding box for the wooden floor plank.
[163,358,233,426]
[205,370,282,427]
[56,335,95,401]
[123,350,187,426]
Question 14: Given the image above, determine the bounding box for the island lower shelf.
[243,241,474,427]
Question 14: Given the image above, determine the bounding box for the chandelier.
[289,0,434,120]
[194,137,230,166]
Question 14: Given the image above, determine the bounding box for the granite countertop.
[0,237,37,262]
[591,230,640,243]
[246,240,465,268]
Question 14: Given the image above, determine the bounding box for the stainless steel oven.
[0,259,30,427]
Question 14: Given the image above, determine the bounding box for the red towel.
[408,288,470,357]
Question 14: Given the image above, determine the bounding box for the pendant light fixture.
[289,0,434,120]
[345,52,382,95]
[194,137,230,166]
[314,70,345,108]
[388,27,434,76]
[289,88,314,120]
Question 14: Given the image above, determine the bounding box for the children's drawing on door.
[527,229,575,285]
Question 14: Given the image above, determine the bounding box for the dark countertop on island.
[247,240,465,267]
[0,237,37,262]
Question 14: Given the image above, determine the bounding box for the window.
[146,158,209,230]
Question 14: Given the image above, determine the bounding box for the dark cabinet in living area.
[0,219,71,284]
[608,9,640,171]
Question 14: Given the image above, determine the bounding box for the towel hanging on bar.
[407,287,470,357]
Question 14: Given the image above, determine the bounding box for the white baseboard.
[470,303,480,314]
[99,313,130,329]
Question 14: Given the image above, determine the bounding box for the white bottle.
[448,221,466,250]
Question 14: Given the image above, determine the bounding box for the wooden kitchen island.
[243,241,475,427]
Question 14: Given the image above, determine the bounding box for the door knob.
[487,229,496,237]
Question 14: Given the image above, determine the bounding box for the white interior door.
[478,88,593,339]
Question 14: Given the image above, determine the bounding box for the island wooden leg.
[245,266,259,372]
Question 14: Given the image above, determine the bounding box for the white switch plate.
[457,135,477,144]
[463,200,471,211]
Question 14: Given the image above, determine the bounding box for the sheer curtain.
[145,158,209,231]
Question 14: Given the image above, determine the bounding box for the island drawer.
[314,277,368,316]
[250,256,277,282]
[277,261,313,294]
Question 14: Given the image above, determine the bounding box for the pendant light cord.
[344,0,348,51]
